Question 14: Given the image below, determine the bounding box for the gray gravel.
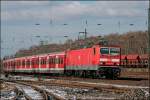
[42,85,121,99]
[0,90,16,100]
[120,88,149,100]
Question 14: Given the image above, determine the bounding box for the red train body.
[65,45,121,78]
[3,45,121,79]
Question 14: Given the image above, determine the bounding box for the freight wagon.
[121,54,149,68]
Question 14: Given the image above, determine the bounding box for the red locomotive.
[65,45,121,78]
[3,45,121,79]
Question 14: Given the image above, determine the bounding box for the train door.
[48,55,55,73]
[55,55,59,70]
[15,60,19,72]
[55,54,65,73]
[26,58,31,72]
[11,61,15,73]
[31,57,36,73]
[40,56,47,73]
[22,59,25,72]
[7,61,10,72]
[48,56,52,69]
[35,57,39,73]
[59,55,65,69]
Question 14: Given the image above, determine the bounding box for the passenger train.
[3,45,121,79]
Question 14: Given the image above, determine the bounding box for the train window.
[43,59,46,64]
[41,59,43,65]
[14,62,16,66]
[59,58,63,64]
[100,48,109,54]
[59,58,61,64]
[40,59,46,65]
[61,58,63,64]
[55,58,58,64]
[50,58,52,64]
[32,60,35,66]
[12,62,14,66]
[22,61,25,66]
[15,62,17,66]
[18,61,19,66]
[19,61,21,66]
[53,58,55,64]
[57,58,59,64]
[110,48,120,55]
[51,58,53,64]
[11,62,13,66]
[27,60,30,66]
[49,58,51,64]
[93,48,96,55]
[36,59,39,65]
[51,58,52,64]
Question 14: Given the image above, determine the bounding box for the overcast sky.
[1,1,149,58]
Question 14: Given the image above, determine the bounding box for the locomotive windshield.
[110,48,120,55]
[100,48,109,54]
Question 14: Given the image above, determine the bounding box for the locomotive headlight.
[100,62,103,64]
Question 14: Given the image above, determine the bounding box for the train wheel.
[81,71,86,78]
[92,71,97,79]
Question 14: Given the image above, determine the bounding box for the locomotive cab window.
[110,48,120,55]
[100,48,109,54]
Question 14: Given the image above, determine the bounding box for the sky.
[1,1,149,58]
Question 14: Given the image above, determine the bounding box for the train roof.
[3,51,65,61]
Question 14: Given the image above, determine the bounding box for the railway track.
[1,77,149,100]
[3,80,66,100]
[12,79,149,94]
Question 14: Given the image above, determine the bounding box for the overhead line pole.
[148,0,150,92]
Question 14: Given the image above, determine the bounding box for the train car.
[2,45,121,79]
[121,54,139,68]
[4,59,15,73]
[121,54,149,68]
[65,45,121,78]
[32,52,65,74]
[47,52,65,74]
[139,54,149,68]
[3,59,10,73]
